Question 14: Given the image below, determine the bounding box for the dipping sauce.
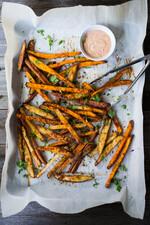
[83,30,111,58]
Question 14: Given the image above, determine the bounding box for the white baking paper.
[1,0,148,218]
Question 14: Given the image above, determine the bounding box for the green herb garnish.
[49,75,59,84]
[35,167,41,172]
[64,69,70,76]
[84,66,91,69]
[96,124,101,129]
[82,137,88,143]
[47,35,53,50]
[20,149,24,153]
[29,132,37,138]
[101,156,105,160]
[119,165,127,171]
[108,110,116,118]
[59,89,63,94]
[59,40,65,45]
[92,94,101,102]
[35,60,40,65]
[109,78,115,81]
[93,180,99,188]
[37,29,45,36]
[122,105,127,109]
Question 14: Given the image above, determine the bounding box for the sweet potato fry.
[74,110,98,118]
[47,142,68,147]
[71,105,107,115]
[91,80,132,97]
[23,139,34,178]
[106,107,122,134]
[105,135,134,188]
[27,50,81,59]
[28,55,75,87]
[20,107,45,142]
[54,174,94,182]
[87,146,98,158]
[26,82,90,94]
[38,146,73,156]
[105,131,118,146]
[20,118,46,165]
[82,82,94,92]
[18,121,24,160]
[37,125,74,143]
[18,40,26,71]
[97,119,111,156]
[79,130,98,137]
[16,113,60,125]
[95,136,123,166]
[27,40,34,51]
[107,120,134,169]
[78,60,107,68]
[48,57,89,68]
[49,123,86,130]
[36,154,61,178]
[25,91,38,103]
[22,126,41,167]
[67,65,77,82]
[70,99,109,108]
[42,103,94,130]
[56,109,82,144]
[25,58,50,85]
[24,104,54,120]
[65,93,90,99]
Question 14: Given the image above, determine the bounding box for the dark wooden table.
[0,0,150,224]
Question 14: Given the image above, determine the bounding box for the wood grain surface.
[0,0,150,224]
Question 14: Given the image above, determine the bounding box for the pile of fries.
[16,39,134,186]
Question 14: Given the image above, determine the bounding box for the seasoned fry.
[91,80,132,97]
[49,123,86,130]
[37,125,74,143]
[97,119,111,156]
[67,65,77,82]
[26,82,90,94]
[69,99,109,108]
[105,135,134,188]
[72,105,107,115]
[42,103,94,130]
[16,113,60,125]
[105,131,118,146]
[38,146,73,156]
[28,55,75,87]
[48,58,89,68]
[27,40,34,51]
[56,109,82,144]
[79,130,98,137]
[82,82,94,92]
[22,126,41,167]
[91,68,129,97]
[18,121,24,160]
[24,104,54,120]
[78,60,107,68]
[107,120,134,169]
[47,142,68,147]
[74,110,98,118]
[65,93,90,99]
[18,40,26,71]
[54,174,94,182]
[25,91,38,103]
[20,107,45,142]
[36,154,61,178]
[87,146,98,158]
[106,107,122,134]
[95,136,123,166]
[23,139,34,178]
[27,50,81,59]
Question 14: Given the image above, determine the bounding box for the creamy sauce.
[83,30,111,58]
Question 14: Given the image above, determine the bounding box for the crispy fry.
[28,55,75,88]
[36,154,61,178]
[18,40,26,71]
[18,121,24,160]
[105,135,134,188]
[91,80,132,97]
[67,65,77,82]
[72,105,107,115]
[42,103,94,130]
[27,40,34,51]
[25,91,38,103]
[16,113,60,125]
[24,104,54,120]
[38,146,73,156]
[78,60,107,68]
[47,142,68,147]
[88,116,108,122]
[54,174,94,182]
[56,109,82,143]
[37,125,74,143]
[107,120,134,169]
[49,123,86,130]
[97,119,111,156]
[23,139,34,178]
[95,136,123,165]
[106,107,122,134]
[20,118,46,165]
[105,131,118,146]
[27,50,81,59]
[20,107,45,142]
[87,146,98,157]
[48,58,89,68]
[79,129,98,137]
[26,82,90,94]
[22,126,41,167]
[74,110,98,118]
[68,99,109,108]
[65,93,90,99]
[82,82,94,92]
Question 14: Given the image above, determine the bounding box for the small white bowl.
[79,25,116,61]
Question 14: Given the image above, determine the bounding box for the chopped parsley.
[68,105,78,110]
[119,165,127,171]
[29,132,37,138]
[82,37,86,43]
[49,75,59,84]
[59,89,63,94]
[63,100,67,104]
[122,105,127,109]
[16,159,27,175]
[132,90,134,93]
[35,60,40,65]
[109,78,115,81]
[59,40,65,45]
[112,178,122,192]
[36,101,39,106]
[101,156,105,160]
[44,141,48,146]
[92,94,101,102]
[116,184,122,192]
[107,93,110,96]
[78,56,82,59]
[34,167,41,172]
[20,149,24,153]
[32,112,35,117]
[93,180,99,188]
[64,69,70,76]
[45,109,51,113]
[117,96,121,101]
[37,29,45,36]
[115,170,119,175]
[85,98,88,102]
[22,174,29,178]
[108,110,115,118]
[84,66,91,69]
[96,124,101,129]
[127,113,130,116]
[47,35,53,50]
[103,119,109,126]
[82,137,88,143]
[45,91,48,95]
[124,176,127,179]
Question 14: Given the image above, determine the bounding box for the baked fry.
[67,65,77,82]
[17,121,24,160]
[56,109,82,144]
[48,58,89,68]
[25,91,38,103]
[105,131,118,146]
[65,93,90,99]
[74,110,98,118]
[82,82,94,92]
[18,40,26,71]
[79,129,98,137]
[24,104,54,120]
[37,125,74,143]
[27,50,81,59]
[107,120,134,169]
[106,107,122,134]
[27,40,34,51]
[38,146,73,156]
[54,174,94,182]
[49,123,86,130]
[22,126,41,167]
[23,139,34,178]
[105,135,134,188]
[71,105,107,115]
[47,142,68,147]
[78,60,106,68]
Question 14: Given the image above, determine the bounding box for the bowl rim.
[79,24,116,61]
